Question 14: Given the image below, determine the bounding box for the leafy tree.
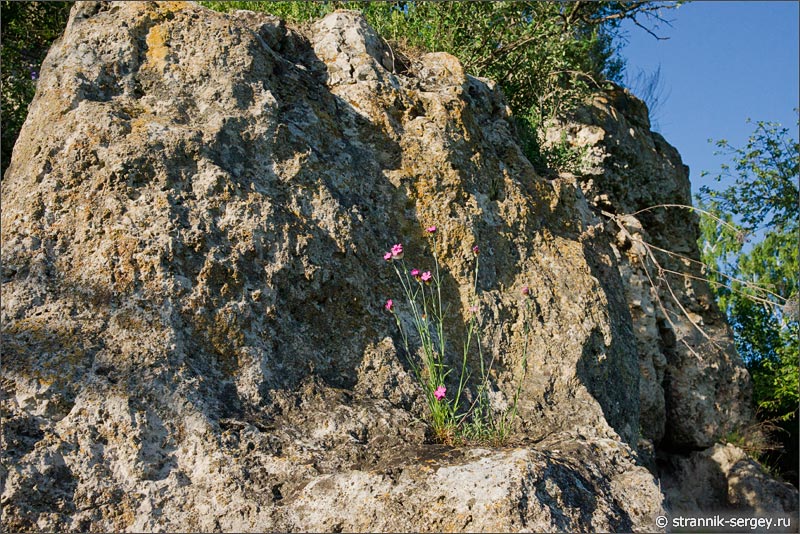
[1,1,72,177]
[697,114,799,482]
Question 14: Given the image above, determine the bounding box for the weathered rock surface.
[545,87,753,451]
[660,443,798,518]
[543,75,798,527]
[0,2,792,532]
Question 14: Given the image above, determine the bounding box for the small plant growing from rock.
[383,227,530,445]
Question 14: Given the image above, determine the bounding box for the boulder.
[545,86,753,450]
[660,443,798,523]
[1,2,789,532]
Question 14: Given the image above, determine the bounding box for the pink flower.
[385,299,394,312]
[383,251,393,261]
[472,245,480,255]
[391,243,404,260]
[410,268,421,279]
[469,305,479,314]
[426,226,437,233]
[434,385,446,401]
[421,271,432,283]
[522,286,530,296]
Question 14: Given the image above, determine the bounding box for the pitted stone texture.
[546,86,752,449]
[660,443,798,519]
[0,1,758,532]
[286,442,664,533]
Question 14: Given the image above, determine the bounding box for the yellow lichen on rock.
[144,22,173,72]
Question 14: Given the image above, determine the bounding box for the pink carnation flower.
[434,385,446,401]
[421,271,432,283]
[384,251,393,261]
[385,299,394,312]
[410,268,421,278]
[522,286,530,296]
[426,226,437,233]
[391,243,404,260]
[472,245,480,255]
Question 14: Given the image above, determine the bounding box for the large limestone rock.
[0,2,787,532]
[543,78,797,524]
[545,87,753,451]
[660,443,798,518]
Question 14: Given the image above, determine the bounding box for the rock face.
[545,89,753,451]
[0,2,792,532]
[661,443,799,518]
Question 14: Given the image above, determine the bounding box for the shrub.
[1,1,72,177]
[698,114,799,484]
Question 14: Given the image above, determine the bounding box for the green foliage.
[202,1,336,22]
[698,113,799,482]
[701,118,799,234]
[201,1,678,173]
[524,127,589,176]
[1,1,72,177]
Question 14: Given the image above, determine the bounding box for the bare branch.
[616,204,788,307]
[643,241,788,305]
[628,203,742,236]
[601,208,752,360]
[636,248,706,361]
[632,18,670,41]
[657,266,786,310]
[547,69,606,90]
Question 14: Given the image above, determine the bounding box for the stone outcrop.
[543,87,799,521]
[661,443,798,518]
[545,88,752,452]
[1,2,793,532]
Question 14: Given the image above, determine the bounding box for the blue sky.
[618,1,799,196]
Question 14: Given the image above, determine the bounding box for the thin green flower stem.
[446,247,477,432]
[424,282,445,372]
[472,255,494,416]
[460,257,495,423]
[393,261,437,387]
[505,300,532,430]
[394,264,426,348]
[392,311,422,381]
[452,312,475,420]
[395,263,429,354]
[417,285,441,391]
[390,254,455,435]
[393,260,410,295]
[389,273,424,387]
[418,292,442,395]
[431,237,446,363]
[392,309,411,358]
[462,316,493,422]
[454,263,480,422]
